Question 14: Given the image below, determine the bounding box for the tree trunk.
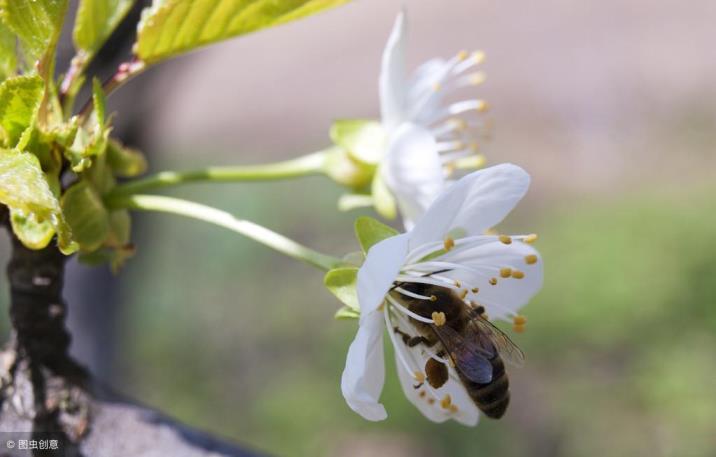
[0,207,265,457]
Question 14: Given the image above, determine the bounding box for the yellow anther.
[511,270,525,279]
[500,268,512,278]
[513,323,526,334]
[443,237,455,251]
[444,163,456,177]
[499,235,512,245]
[459,289,468,300]
[524,233,539,244]
[414,371,426,383]
[471,287,479,294]
[448,118,468,131]
[454,280,462,288]
[449,404,459,414]
[440,394,453,409]
[525,254,538,265]
[430,295,438,302]
[513,315,527,325]
[476,100,489,112]
[457,50,469,61]
[472,50,486,64]
[469,72,486,85]
[432,311,447,326]
[432,81,442,91]
[489,277,498,286]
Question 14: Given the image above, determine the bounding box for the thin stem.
[107,151,328,198]
[78,59,146,122]
[108,194,345,272]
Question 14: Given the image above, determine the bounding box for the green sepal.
[323,146,374,189]
[371,171,397,220]
[354,216,398,253]
[106,138,147,177]
[335,306,360,320]
[324,267,360,313]
[337,193,374,212]
[330,119,385,165]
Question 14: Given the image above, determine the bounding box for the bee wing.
[466,317,526,368]
[430,324,494,384]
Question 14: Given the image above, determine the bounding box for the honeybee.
[390,281,525,419]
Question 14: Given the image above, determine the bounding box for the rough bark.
[0,207,264,457]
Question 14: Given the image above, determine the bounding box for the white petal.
[409,164,530,250]
[394,338,480,426]
[382,123,445,230]
[357,233,410,320]
[380,12,408,131]
[341,311,387,421]
[439,240,543,320]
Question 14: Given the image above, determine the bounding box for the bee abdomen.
[464,356,511,419]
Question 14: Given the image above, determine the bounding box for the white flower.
[341,164,543,425]
[379,11,489,229]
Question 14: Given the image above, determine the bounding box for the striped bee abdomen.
[462,354,510,419]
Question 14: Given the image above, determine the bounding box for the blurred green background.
[3,0,716,456]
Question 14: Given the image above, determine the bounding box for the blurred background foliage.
[2,0,716,456]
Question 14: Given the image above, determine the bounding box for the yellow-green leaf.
[73,0,134,57]
[10,209,55,249]
[135,0,351,65]
[0,0,68,67]
[0,75,44,147]
[61,180,110,252]
[0,149,75,253]
[0,22,17,80]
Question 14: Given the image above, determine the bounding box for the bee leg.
[406,336,435,348]
[393,327,414,345]
[392,327,437,348]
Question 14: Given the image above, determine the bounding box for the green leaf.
[61,179,110,252]
[354,216,398,253]
[330,119,385,165]
[135,0,351,64]
[0,0,69,68]
[371,171,396,220]
[106,138,147,177]
[10,209,55,249]
[335,305,359,320]
[0,149,75,253]
[324,267,359,312]
[0,75,44,147]
[73,0,134,58]
[0,22,17,80]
